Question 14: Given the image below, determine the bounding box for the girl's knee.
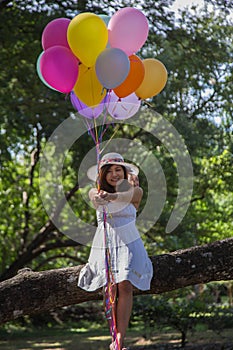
[118,280,133,294]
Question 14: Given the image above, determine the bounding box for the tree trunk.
[1,237,233,324]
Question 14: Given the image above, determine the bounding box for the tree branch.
[0,221,55,282]
[1,237,233,324]
[22,125,41,248]
[35,253,85,271]
[31,239,81,258]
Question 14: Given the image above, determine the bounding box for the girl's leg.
[116,280,133,349]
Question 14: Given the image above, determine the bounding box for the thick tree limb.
[1,238,233,324]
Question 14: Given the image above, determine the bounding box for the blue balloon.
[95,48,130,89]
[99,14,111,26]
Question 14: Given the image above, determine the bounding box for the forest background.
[0,0,233,347]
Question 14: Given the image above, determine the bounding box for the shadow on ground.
[0,328,233,350]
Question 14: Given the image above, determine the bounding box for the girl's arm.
[99,187,143,210]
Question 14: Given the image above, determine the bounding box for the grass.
[0,323,233,350]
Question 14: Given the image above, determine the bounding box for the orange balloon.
[135,58,167,99]
[114,55,145,98]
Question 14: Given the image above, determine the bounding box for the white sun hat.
[87,152,139,181]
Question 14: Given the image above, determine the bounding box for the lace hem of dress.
[78,261,153,292]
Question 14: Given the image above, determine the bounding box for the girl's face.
[105,165,125,188]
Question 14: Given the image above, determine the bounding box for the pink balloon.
[40,46,79,93]
[108,7,149,56]
[70,91,105,119]
[106,91,141,120]
[42,18,71,50]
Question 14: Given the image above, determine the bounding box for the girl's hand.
[128,174,139,187]
[89,188,108,207]
[93,193,108,206]
[99,190,117,201]
[98,190,108,199]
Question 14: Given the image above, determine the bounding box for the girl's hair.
[97,164,131,193]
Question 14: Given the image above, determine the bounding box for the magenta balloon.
[108,7,149,56]
[70,91,104,119]
[42,18,71,50]
[95,48,130,89]
[36,52,58,91]
[107,91,141,120]
[40,46,79,93]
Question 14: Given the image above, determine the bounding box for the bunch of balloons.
[37,7,168,119]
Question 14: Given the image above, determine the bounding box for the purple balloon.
[106,91,141,120]
[70,91,105,119]
[42,18,71,50]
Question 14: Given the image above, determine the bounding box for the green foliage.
[192,149,233,244]
[0,0,232,286]
[132,284,233,347]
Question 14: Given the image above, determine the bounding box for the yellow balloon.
[73,64,106,107]
[67,13,108,67]
[135,58,167,99]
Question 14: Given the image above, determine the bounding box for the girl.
[78,152,153,350]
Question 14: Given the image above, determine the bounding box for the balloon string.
[84,99,120,349]
[143,100,153,108]
[103,206,120,350]
[94,118,99,144]
[102,89,111,127]
[82,109,120,349]
[100,124,120,155]
[96,141,101,192]
[84,119,96,144]
[94,130,119,349]
[98,91,111,143]
[98,90,119,152]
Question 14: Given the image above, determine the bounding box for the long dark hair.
[97,164,131,193]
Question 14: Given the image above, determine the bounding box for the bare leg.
[116,280,133,349]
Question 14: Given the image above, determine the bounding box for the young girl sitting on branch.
[78,152,153,350]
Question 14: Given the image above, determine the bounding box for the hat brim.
[87,162,139,181]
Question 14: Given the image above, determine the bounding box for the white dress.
[78,202,153,292]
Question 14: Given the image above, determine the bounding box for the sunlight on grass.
[70,327,87,333]
[88,335,111,341]
[28,341,64,346]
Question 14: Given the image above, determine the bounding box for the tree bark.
[1,237,233,324]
